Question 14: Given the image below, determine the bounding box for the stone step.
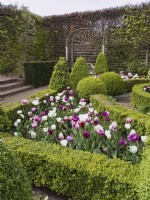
[0,81,25,91]
[0,77,25,85]
[0,85,33,98]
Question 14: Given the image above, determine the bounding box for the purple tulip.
[102,111,109,117]
[83,131,90,139]
[31,122,37,128]
[86,117,91,124]
[69,90,74,96]
[105,117,110,122]
[119,138,127,145]
[93,119,99,126]
[72,116,79,122]
[62,107,67,111]
[31,107,36,112]
[128,133,139,142]
[59,105,63,110]
[48,130,53,135]
[66,135,73,141]
[40,111,45,116]
[32,116,41,123]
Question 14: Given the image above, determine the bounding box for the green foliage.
[138,145,150,200]
[148,68,150,80]
[2,136,139,200]
[0,103,11,132]
[100,72,124,96]
[0,140,33,200]
[77,77,107,99]
[24,61,56,87]
[132,83,150,113]
[94,52,109,74]
[90,94,150,136]
[70,57,89,90]
[49,57,70,92]
[124,78,150,93]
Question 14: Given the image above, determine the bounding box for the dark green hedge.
[1,135,139,200]
[124,79,150,93]
[24,61,56,87]
[132,83,150,113]
[90,94,150,136]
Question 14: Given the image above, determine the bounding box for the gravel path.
[1,85,49,106]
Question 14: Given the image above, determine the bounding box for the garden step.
[0,77,25,85]
[0,85,33,98]
[0,81,25,91]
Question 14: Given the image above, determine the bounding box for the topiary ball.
[99,72,124,96]
[0,141,33,200]
[76,77,107,99]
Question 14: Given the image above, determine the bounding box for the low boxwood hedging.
[1,135,139,200]
[24,61,56,87]
[0,103,11,132]
[124,79,150,93]
[0,139,33,200]
[132,83,150,113]
[90,94,150,136]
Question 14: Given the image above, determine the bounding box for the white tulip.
[79,101,86,107]
[43,100,47,104]
[51,124,56,130]
[20,114,24,119]
[51,102,54,106]
[14,132,18,136]
[17,110,22,114]
[57,92,63,97]
[43,128,48,133]
[14,121,18,127]
[129,145,137,154]
[59,132,64,139]
[69,96,74,101]
[55,96,60,101]
[125,123,131,129]
[42,116,48,121]
[105,130,111,139]
[32,100,39,105]
[141,136,147,143]
[31,131,36,138]
[16,119,21,123]
[79,114,88,122]
[56,117,62,122]
[94,124,103,132]
[60,139,68,147]
[89,108,94,112]
[74,108,80,113]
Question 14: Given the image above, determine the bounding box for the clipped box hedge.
[90,94,150,136]
[124,78,150,93]
[132,83,150,113]
[1,135,139,200]
[24,61,56,87]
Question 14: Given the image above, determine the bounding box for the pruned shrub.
[0,140,33,200]
[70,56,89,90]
[94,52,109,75]
[0,103,11,132]
[77,77,107,99]
[138,145,150,200]
[49,57,70,92]
[99,72,124,96]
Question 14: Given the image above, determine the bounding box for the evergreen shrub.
[0,140,33,200]
[90,94,150,136]
[49,57,70,92]
[24,61,56,87]
[148,68,150,80]
[70,56,89,90]
[138,146,150,200]
[0,103,11,132]
[94,52,109,75]
[132,83,150,113]
[124,78,150,93]
[2,136,139,200]
[76,77,107,99]
[100,72,124,96]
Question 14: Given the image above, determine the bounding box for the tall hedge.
[70,56,89,89]
[24,61,55,87]
[94,52,109,74]
[49,57,70,91]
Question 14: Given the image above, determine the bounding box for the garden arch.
[66,28,106,70]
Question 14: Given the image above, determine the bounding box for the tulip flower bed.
[13,88,147,164]
[143,85,150,93]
